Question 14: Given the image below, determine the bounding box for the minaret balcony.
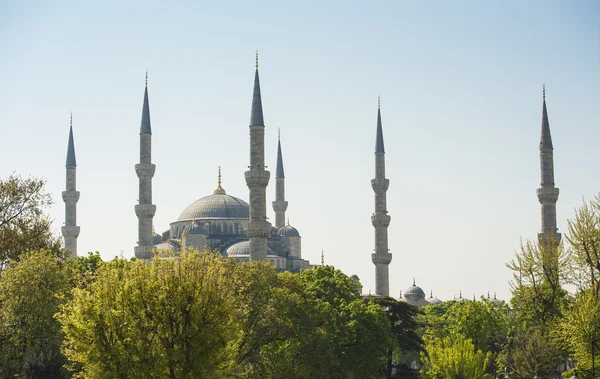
[135,204,156,218]
[371,253,392,265]
[245,170,270,188]
[371,214,391,228]
[246,220,272,238]
[62,191,80,203]
[272,201,288,212]
[371,179,389,192]
[135,163,156,179]
[536,187,559,202]
[61,225,80,238]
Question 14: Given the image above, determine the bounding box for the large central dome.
[177,194,249,221]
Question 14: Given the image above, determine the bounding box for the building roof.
[177,194,249,221]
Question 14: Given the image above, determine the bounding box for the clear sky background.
[1,1,599,301]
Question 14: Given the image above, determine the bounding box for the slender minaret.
[245,52,271,261]
[537,85,561,245]
[134,72,157,259]
[272,128,288,228]
[61,113,80,258]
[371,96,392,296]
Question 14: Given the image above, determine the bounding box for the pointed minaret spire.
[134,73,157,259]
[273,127,288,228]
[371,96,392,296]
[62,113,80,258]
[245,52,271,261]
[537,85,561,245]
[250,51,264,126]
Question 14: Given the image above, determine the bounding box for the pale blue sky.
[1,1,599,300]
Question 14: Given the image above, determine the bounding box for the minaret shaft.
[371,105,391,296]
[134,84,156,259]
[273,137,287,228]
[62,125,79,258]
[245,63,271,261]
[537,90,560,245]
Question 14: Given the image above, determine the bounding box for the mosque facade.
[60,57,559,297]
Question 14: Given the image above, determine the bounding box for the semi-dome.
[184,221,206,235]
[277,224,300,237]
[177,194,249,221]
[224,240,276,257]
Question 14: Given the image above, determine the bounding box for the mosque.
[60,55,560,304]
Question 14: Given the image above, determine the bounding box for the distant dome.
[225,240,275,257]
[350,274,360,281]
[277,225,300,237]
[427,291,442,305]
[184,221,206,235]
[177,194,249,221]
[152,231,162,245]
[404,283,425,297]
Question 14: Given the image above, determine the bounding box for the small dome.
[277,225,300,237]
[225,240,275,257]
[184,221,206,235]
[350,274,360,281]
[427,291,442,305]
[152,231,162,245]
[404,280,425,297]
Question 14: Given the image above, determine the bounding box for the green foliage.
[59,250,239,378]
[0,174,62,269]
[420,332,493,379]
[558,288,600,374]
[0,249,73,378]
[566,194,600,295]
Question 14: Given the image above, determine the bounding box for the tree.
[566,194,600,296]
[368,296,424,378]
[0,174,61,269]
[59,250,239,378]
[420,332,493,379]
[559,288,600,376]
[506,237,570,331]
[0,249,73,378]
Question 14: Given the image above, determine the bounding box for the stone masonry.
[371,98,392,296]
[134,74,157,259]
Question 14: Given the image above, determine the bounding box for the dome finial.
[430,290,433,298]
[321,249,324,266]
[255,50,259,69]
[213,166,226,195]
[459,290,462,298]
[145,70,148,87]
[287,217,290,226]
[413,278,416,286]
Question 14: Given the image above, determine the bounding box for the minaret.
[272,128,288,228]
[61,113,80,258]
[134,72,157,259]
[371,96,392,296]
[537,85,561,245]
[244,52,271,261]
